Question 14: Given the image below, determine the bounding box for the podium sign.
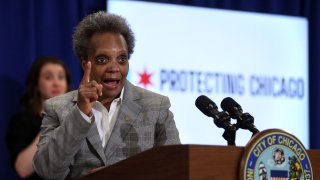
[240,129,313,180]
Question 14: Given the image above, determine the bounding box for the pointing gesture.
[82,60,91,83]
[77,61,102,116]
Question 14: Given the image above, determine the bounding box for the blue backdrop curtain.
[0,0,319,179]
[0,1,106,179]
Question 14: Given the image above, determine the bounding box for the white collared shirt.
[78,88,124,147]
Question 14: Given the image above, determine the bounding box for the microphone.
[221,97,259,135]
[195,95,234,131]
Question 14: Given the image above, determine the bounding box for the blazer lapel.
[86,124,107,165]
[104,81,142,160]
[72,91,107,165]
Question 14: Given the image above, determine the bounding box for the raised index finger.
[81,61,91,84]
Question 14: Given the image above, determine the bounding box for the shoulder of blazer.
[44,90,78,108]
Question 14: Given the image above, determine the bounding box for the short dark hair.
[72,11,135,61]
[20,56,73,114]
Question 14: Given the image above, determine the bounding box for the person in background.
[33,11,180,179]
[6,56,72,179]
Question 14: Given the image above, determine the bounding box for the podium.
[79,145,320,179]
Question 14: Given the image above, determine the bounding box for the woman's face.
[85,32,129,103]
[38,63,68,100]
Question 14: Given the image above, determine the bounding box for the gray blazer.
[33,80,180,179]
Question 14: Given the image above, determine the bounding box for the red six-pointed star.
[138,69,153,88]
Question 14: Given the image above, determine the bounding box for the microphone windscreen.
[220,97,241,118]
[195,95,217,117]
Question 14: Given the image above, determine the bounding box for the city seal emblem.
[240,129,313,180]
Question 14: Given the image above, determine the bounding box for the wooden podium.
[79,145,320,179]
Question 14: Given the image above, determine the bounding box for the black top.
[6,111,44,180]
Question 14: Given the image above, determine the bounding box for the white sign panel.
[108,0,309,147]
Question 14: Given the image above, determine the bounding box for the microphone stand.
[222,125,238,146]
[236,112,260,137]
[214,112,238,146]
[215,111,259,145]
